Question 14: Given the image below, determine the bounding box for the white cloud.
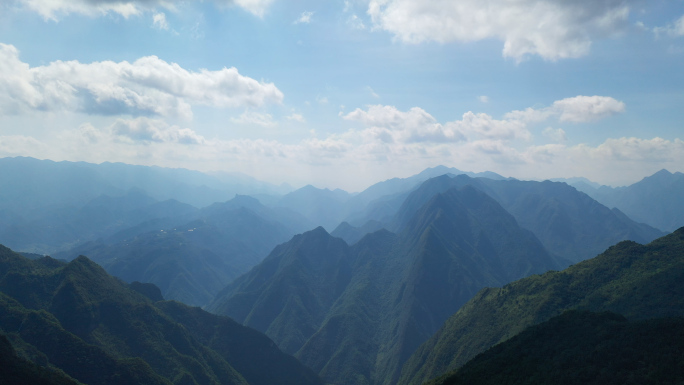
[366,0,632,61]
[479,95,489,103]
[654,14,684,38]
[0,43,283,119]
[543,127,567,143]
[505,95,625,123]
[230,0,275,17]
[344,105,467,143]
[230,110,277,127]
[552,95,626,122]
[294,11,314,24]
[4,109,682,191]
[317,96,329,105]
[286,113,306,123]
[453,111,531,141]
[110,117,206,144]
[18,0,276,20]
[152,12,169,30]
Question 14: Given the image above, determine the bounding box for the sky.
[0,0,683,192]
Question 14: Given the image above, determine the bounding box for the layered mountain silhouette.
[389,174,663,263]
[399,226,684,385]
[581,169,684,232]
[54,195,308,306]
[0,244,322,385]
[208,184,563,385]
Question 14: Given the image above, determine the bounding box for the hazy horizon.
[1,0,683,191]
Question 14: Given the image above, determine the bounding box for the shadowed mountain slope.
[427,310,684,385]
[0,244,322,385]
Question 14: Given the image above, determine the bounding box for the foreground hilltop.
[0,245,322,385]
[400,227,684,385]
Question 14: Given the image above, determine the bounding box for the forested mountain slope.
[0,245,322,385]
[427,310,684,385]
[399,227,684,385]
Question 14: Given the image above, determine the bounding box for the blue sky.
[0,0,683,191]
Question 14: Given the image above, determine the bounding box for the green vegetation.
[399,227,684,385]
[0,332,83,385]
[0,244,322,385]
[427,310,684,385]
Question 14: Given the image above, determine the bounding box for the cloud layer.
[1,96,679,189]
[0,44,283,119]
[367,0,632,60]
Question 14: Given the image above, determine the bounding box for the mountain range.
[576,169,684,232]
[0,156,681,385]
[52,195,310,307]
[208,184,566,385]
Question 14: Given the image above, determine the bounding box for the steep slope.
[208,226,353,354]
[209,185,562,385]
[0,245,322,385]
[392,174,663,264]
[428,310,684,385]
[399,227,684,385]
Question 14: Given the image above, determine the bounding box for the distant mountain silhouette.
[582,169,684,232]
[54,196,304,306]
[390,174,663,264]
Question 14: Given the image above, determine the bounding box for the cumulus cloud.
[366,0,632,60]
[18,0,276,20]
[0,43,283,118]
[553,95,626,122]
[109,117,207,144]
[505,95,625,123]
[344,104,530,143]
